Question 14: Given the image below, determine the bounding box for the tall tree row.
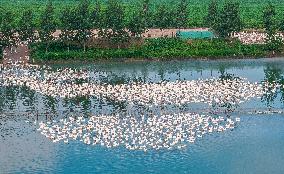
[2,0,284,56]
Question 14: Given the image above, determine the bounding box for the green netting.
[176,31,215,39]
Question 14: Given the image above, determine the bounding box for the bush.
[30,38,272,61]
[265,35,283,53]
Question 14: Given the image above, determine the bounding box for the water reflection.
[262,65,284,107]
[1,59,284,121]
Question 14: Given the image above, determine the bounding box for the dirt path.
[2,44,30,65]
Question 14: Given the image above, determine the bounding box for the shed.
[176,30,215,39]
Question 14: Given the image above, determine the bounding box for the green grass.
[1,0,284,28]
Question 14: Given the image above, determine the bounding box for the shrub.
[30,38,273,61]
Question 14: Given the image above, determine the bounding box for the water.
[1,58,284,173]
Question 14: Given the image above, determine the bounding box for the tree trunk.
[83,43,86,52]
[1,48,4,59]
[45,42,49,53]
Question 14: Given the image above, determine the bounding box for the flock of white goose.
[37,113,240,151]
[0,64,280,106]
[232,31,284,44]
[0,64,281,150]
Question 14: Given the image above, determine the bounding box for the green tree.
[91,0,102,30]
[74,0,92,52]
[141,0,157,28]
[263,3,283,52]
[59,6,75,52]
[127,0,149,38]
[104,0,129,47]
[0,10,17,53]
[216,0,242,38]
[142,0,151,28]
[167,7,177,28]
[39,0,56,53]
[128,11,146,37]
[176,0,188,30]
[155,4,168,35]
[263,3,276,35]
[18,9,36,44]
[204,0,218,30]
[91,0,104,40]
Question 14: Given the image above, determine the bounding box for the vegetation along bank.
[0,0,284,62]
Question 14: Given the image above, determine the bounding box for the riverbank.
[30,38,276,64]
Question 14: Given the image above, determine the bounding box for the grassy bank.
[30,38,271,62]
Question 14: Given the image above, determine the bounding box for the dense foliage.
[30,38,267,61]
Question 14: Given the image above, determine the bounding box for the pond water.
[1,58,284,174]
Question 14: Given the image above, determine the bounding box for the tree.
[176,0,188,30]
[18,9,36,44]
[104,0,129,47]
[167,7,177,28]
[204,0,218,30]
[91,0,102,30]
[39,0,56,53]
[263,2,276,35]
[216,0,242,38]
[91,0,104,40]
[155,4,168,35]
[142,0,151,27]
[74,0,92,52]
[263,3,283,53]
[0,10,17,53]
[128,11,147,38]
[127,0,149,38]
[59,6,75,52]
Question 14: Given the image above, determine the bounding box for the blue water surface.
[1,58,284,173]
